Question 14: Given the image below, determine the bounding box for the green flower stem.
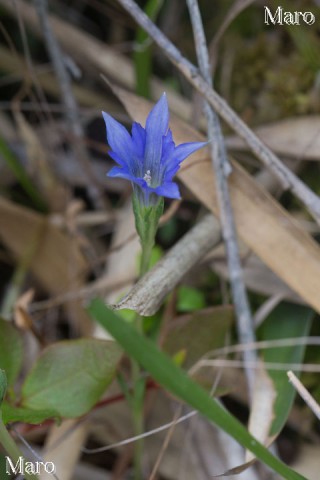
[132,194,164,276]
[0,413,39,480]
[140,237,153,277]
[131,195,163,478]
[131,304,147,479]
[131,354,145,480]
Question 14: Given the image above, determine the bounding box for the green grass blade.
[88,298,306,480]
[134,0,163,97]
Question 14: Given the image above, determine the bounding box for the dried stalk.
[33,0,105,209]
[287,371,320,421]
[186,0,256,394]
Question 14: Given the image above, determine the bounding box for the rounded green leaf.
[0,318,23,385]
[1,403,58,425]
[21,339,121,418]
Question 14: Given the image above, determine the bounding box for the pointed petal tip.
[102,111,111,125]
[153,181,181,199]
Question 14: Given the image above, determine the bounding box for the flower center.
[143,170,152,186]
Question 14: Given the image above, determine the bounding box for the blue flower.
[102,93,206,206]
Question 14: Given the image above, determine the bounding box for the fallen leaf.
[0,197,87,295]
[226,116,320,161]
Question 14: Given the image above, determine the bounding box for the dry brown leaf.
[111,85,320,315]
[227,116,320,161]
[209,247,303,304]
[0,197,87,295]
[14,111,68,212]
[14,289,34,330]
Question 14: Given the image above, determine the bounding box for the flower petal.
[145,93,169,137]
[107,166,133,180]
[163,164,180,182]
[108,150,127,167]
[107,166,145,188]
[161,129,175,163]
[170,141,207,166]
[144,93,169,175]
[153,181,181,199]
[131,122,146,158]
[102,111,133,162]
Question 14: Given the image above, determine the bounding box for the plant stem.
[0,414,39,480]
[140,240,153,277]
[132,237,154,479]
[132,353,145,480]
[186,0,256,398]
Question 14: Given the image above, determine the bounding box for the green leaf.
[88,298,306,480]
[21,339,121,418]
[1,403,59,425]
[259,303,313,437]
[0,318,23,386]
[177,285,206,312]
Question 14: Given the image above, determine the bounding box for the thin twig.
[116,0,320,226]
[196,359,320,373]
[12,428,60,480]
[253,293,285,328]
[192,337,320,362]
[81,411,197,454]
[287,370,320,420]
[192,0,255,125]
[148,405,183,480]
[33,0,106,209]
[186,0,256,395]
[29,275,136,312]
[208,0,256,70]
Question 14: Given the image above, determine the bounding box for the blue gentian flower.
[102,93,206,206]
